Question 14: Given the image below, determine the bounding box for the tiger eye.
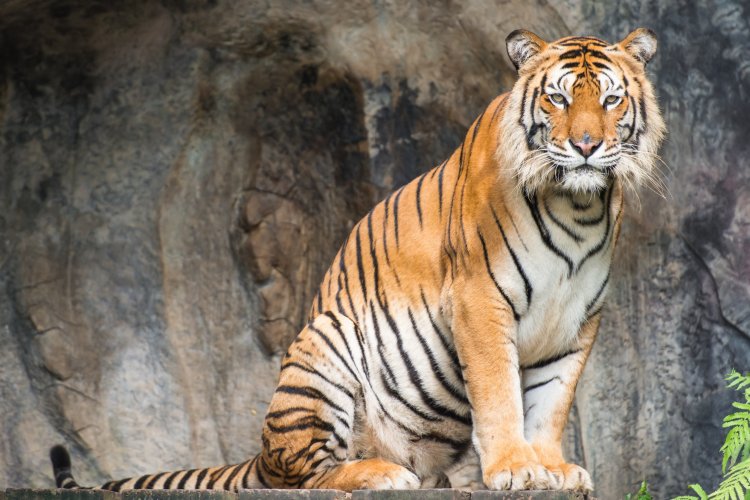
[549,93,566,105]
[604,95,621,106]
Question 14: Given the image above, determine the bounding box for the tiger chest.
[514,256,610,366]
[488,196,616,366]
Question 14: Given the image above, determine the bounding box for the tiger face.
[500,29,666,195]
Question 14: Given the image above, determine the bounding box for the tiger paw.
[551,463,593,491]
[324,458,420,490]
[484,461,557,490]
[364,464,420,490]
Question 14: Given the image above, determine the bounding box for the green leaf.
[690,483,709,500]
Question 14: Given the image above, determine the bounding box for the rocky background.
[1,0,749,498]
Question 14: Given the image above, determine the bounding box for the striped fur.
[50,29,665,493]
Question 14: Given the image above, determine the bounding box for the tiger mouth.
[554,164,613,179]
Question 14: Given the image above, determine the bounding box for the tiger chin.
[50,29,665,494]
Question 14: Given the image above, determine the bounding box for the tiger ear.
[618,28,657,64]
[506,30,548,71]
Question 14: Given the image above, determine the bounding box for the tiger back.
[50,28,665,493]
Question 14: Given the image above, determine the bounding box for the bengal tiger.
[51,28,665,493]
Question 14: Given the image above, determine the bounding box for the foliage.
[673,370,750,500]
[625,480,653,500]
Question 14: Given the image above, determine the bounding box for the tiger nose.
[570,138,602,158]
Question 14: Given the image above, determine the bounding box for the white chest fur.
[492,186,618,366]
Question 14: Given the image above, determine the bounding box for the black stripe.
[338,239,361,326]
[490,205,533,305]
[407,308,469,405]
[370,302,442,422]
[634,84,647,145]
[176,469,198,490]
[281,361,354,400]
[477,229,520,321]
[518,76,531,139]
[416,173,425,227]
[576,185,613,272]
[524,376,561,393]
[374,294,470,426]
[266,405,315,419]
[144,472,166,489]
[393,187,404,247]
[109,478,131,492]
[162,470,182,489]
[523,349,581,370]
[625,95,637,142]
[568,193,592,211]
[437,160,447,216]
[586,272,610,313]
[574,190,607,226]
[457,111,486,253]
[507,211,529,251]
[275,384,347,415]
[558,37,606,45]
[223,463,245,490]
[194,468,210,489]
[325,310,370,381]
[355,223,368,300]
[556,70,573,88]
[366,207,382,299]
[242,455,259,488]
[307,324,359,384]
[265,417,344,444]
[132,475,151,489]
[559,50,582,60]
[586,49,612,61]
[445,141,467,267]
[561,61,580,69]
[315,289,323,316]
[543,196,584,242]
[419,288,463,379]
[254,459,271,488]
[518,76,537,148]
[524,192,574,276]
[526,88,541,148]
[206,465,229,489]
[382,192,393,266]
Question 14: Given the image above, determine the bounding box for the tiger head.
[499,29,666,195]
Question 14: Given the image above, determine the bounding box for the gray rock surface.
[1,1,748,498]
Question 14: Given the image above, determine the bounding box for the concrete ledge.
[239,491,347,500]
[4,491,118,500]
[2,490,593,500]
[471,492,589,500]
[351,489,470,500]
[123,492,237,500]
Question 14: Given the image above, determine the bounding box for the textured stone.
[352,489,469,500]
[238,489,347,499]
[3,490,117,500]
[470,492,589,500]
[0,1,748,500]
[121,491,234,500]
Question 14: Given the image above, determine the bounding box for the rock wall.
[1,1,749,498]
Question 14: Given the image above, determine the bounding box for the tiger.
[51,28,665,493]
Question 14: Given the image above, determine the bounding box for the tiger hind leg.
[257,311,419,491]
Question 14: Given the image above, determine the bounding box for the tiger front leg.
[449,277,557,491]
[521,313,601,492]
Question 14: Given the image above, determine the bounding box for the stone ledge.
[2,490,593,500]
